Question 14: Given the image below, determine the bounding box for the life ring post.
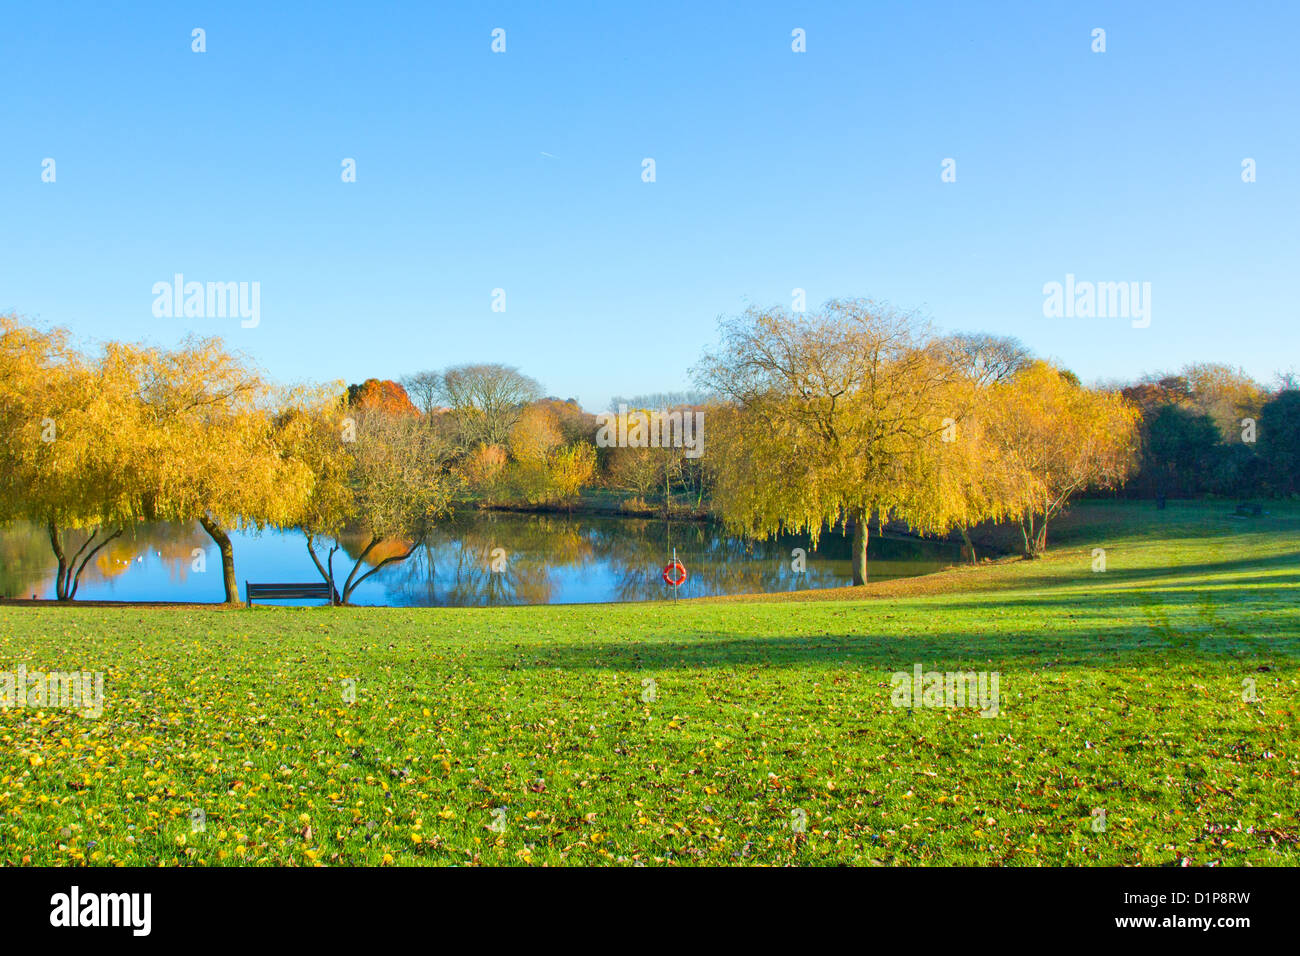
[661,549,688,595]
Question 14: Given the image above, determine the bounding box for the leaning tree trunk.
[959,525,977,564]
[47,523,122,601]
[850,508,869,586]
[340,535,424,605]
[48,523,70,601]
[305,533,341,605]
[198,513,239,604]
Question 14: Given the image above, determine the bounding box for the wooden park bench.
[245,580,340,607]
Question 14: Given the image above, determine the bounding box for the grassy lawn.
[1,500,1297,866]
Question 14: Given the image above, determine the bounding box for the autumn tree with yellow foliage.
[502,403,596,509]
[926,334,1036,562]
[505,404,562,503]
[1,309,1143,604]
[129,338,315,603]
[0,316,155,599]
[695,300,975,584]
[282,401,461,604]
[547,442,597,510]
[695,305,1140,579]
[0,324,322,604]
[982,361,1140,556]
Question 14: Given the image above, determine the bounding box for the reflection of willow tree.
[601,521,840,601]
[0,520,212,597]
[603,521,955,601]
[0,523,56,598]
[99,523,211,586]
[328,510,959,607]
[150,523,214,583]
[379,513,595,607]
[447,537,554,606]
[92,536,137,580]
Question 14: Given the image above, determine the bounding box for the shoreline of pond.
[465,499,711,522]
[465,498,1018,558]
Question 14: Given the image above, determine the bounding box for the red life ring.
[662,560,687,587]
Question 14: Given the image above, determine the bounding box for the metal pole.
[672,546,678,603]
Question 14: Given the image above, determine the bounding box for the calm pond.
[0,512,960,606]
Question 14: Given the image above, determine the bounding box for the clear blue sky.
[3,1,1296,410]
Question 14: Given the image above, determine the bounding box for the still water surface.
[0,512,960,606]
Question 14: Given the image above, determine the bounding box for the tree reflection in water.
[0,521,211,600]
[376,511,957,607]
[0,513,958,605]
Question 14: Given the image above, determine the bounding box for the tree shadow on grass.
[924,549,1300,598]
[494,618,1300,674]
[910,580,1300,616]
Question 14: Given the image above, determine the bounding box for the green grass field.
[1,501,1297,866]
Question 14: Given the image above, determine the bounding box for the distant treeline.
[1111,368,1298,499]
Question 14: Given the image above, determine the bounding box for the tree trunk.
[305,533,328,582]
[341,537,380,604]
[850,508,868,586]
[48,523,71,601]
[305,533,341,605]
[199,514,239,603]
[1020,513,1035,558]
[327,547,338,605]
[1020,512,1047,558]
[47,523,122,600]
[340,535,424,604]
[959,525,976,564]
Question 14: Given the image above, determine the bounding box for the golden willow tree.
[282,400,461,604]
[547,442,597,511]
[930,334,1035,563]
[0,317,146,599]
[134,338,313,603]
[982,361,1140,556]
[931,413,1026,564]
[273,386,354,597]
[695,300,978,585]
[503,403,597,508]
